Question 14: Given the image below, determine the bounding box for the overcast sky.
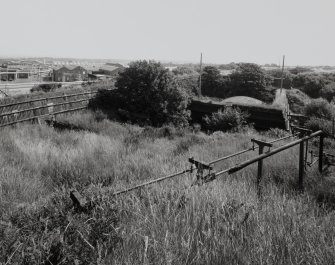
[1,0,334,65]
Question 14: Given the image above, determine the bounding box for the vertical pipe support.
[319,133,324,173]
[251,139,272,199]
[298,141,305,190]
[257,145,264,198]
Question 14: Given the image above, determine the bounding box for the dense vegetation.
[98,60,191,127]
[1,60,335,263]
[174,63,276,104]
[170,63,335,108]
[203,107,249,132]
[1,110,335,264]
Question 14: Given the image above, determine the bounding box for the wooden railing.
[0,90,101,128]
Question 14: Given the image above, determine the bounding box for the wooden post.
[199,53,202,97]
[319,133,324,173]
[298,141,304,190]
[280,55,285,93]
[251,139,272,198]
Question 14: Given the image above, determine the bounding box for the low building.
[53,66,88,82]
[92,64,123,76]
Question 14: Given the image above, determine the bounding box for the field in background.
[1,110,335,263]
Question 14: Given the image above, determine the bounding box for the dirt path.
[272,89,288,109]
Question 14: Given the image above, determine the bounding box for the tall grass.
[1,110,335,264]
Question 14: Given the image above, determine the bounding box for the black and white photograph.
[1,0,335,264]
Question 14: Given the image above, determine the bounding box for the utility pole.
[199,53,202,97]
[280,55,285,93]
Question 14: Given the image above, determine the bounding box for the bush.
[172,66,197,76]
[304,98,335,120]
[175,74,199,97]
[305,117,333,136]
[203,107,249,132]
[115,60,190,127]
[320,82,335,102]
[286,89,311,114]
[31,83,62,93]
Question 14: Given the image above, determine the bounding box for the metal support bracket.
[291,126,312,138]
[189,157,213,186]
[251,139,273,198]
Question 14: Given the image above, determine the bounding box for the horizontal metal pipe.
[221,131,323,176]
[209,147,255,165]
[112,166,196,196]
[208,134,293,165]
[268,135,293,144]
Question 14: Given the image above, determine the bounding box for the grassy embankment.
[1,110,335,264]
[286,89,311,114]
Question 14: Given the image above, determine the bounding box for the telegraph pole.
[199,53,202,97]
[280,55,285,93]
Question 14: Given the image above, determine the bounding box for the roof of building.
[105,63,124,68]
[54,65,87,71]
[99,64,122,72]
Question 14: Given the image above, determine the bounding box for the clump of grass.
[1,110,335,263]
[0,189,121,264]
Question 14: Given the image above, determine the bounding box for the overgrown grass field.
[1,110,335,264]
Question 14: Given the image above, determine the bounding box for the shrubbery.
[305,117,333,136]
[115,60,190,127]
[31,83,62,93]
[304,98,335,120]
[203,107,249,132]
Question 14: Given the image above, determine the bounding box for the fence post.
[251,139,272,198]
[298,141,304,190]
[319,133,324,173]
[257,145,264,197]
[332,118,335,139]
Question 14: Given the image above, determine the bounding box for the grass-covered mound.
[0,110,335,263]
[286,88,311,114]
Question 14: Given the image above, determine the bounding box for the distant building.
[53,66,88,82]
[92,64,124,76]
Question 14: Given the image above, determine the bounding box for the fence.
[0,90,100,127]
[289,113,335,139]
[107,130,325,202]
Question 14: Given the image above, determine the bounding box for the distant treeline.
[172,63,335,103]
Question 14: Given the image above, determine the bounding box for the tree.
[229,63,274,101]
[230,63,268,91]
[320,82,335,102]
[266,69,293,89]
[302,74,325,98]
[172,66,197,76]
[115,60,190,127]
[200,66,228,97]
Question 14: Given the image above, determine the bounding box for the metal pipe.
[319,133,324,172]
[112,166,196,196]
[214,131,323,177]
[208,135,293,165]
[299,141,305,190]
